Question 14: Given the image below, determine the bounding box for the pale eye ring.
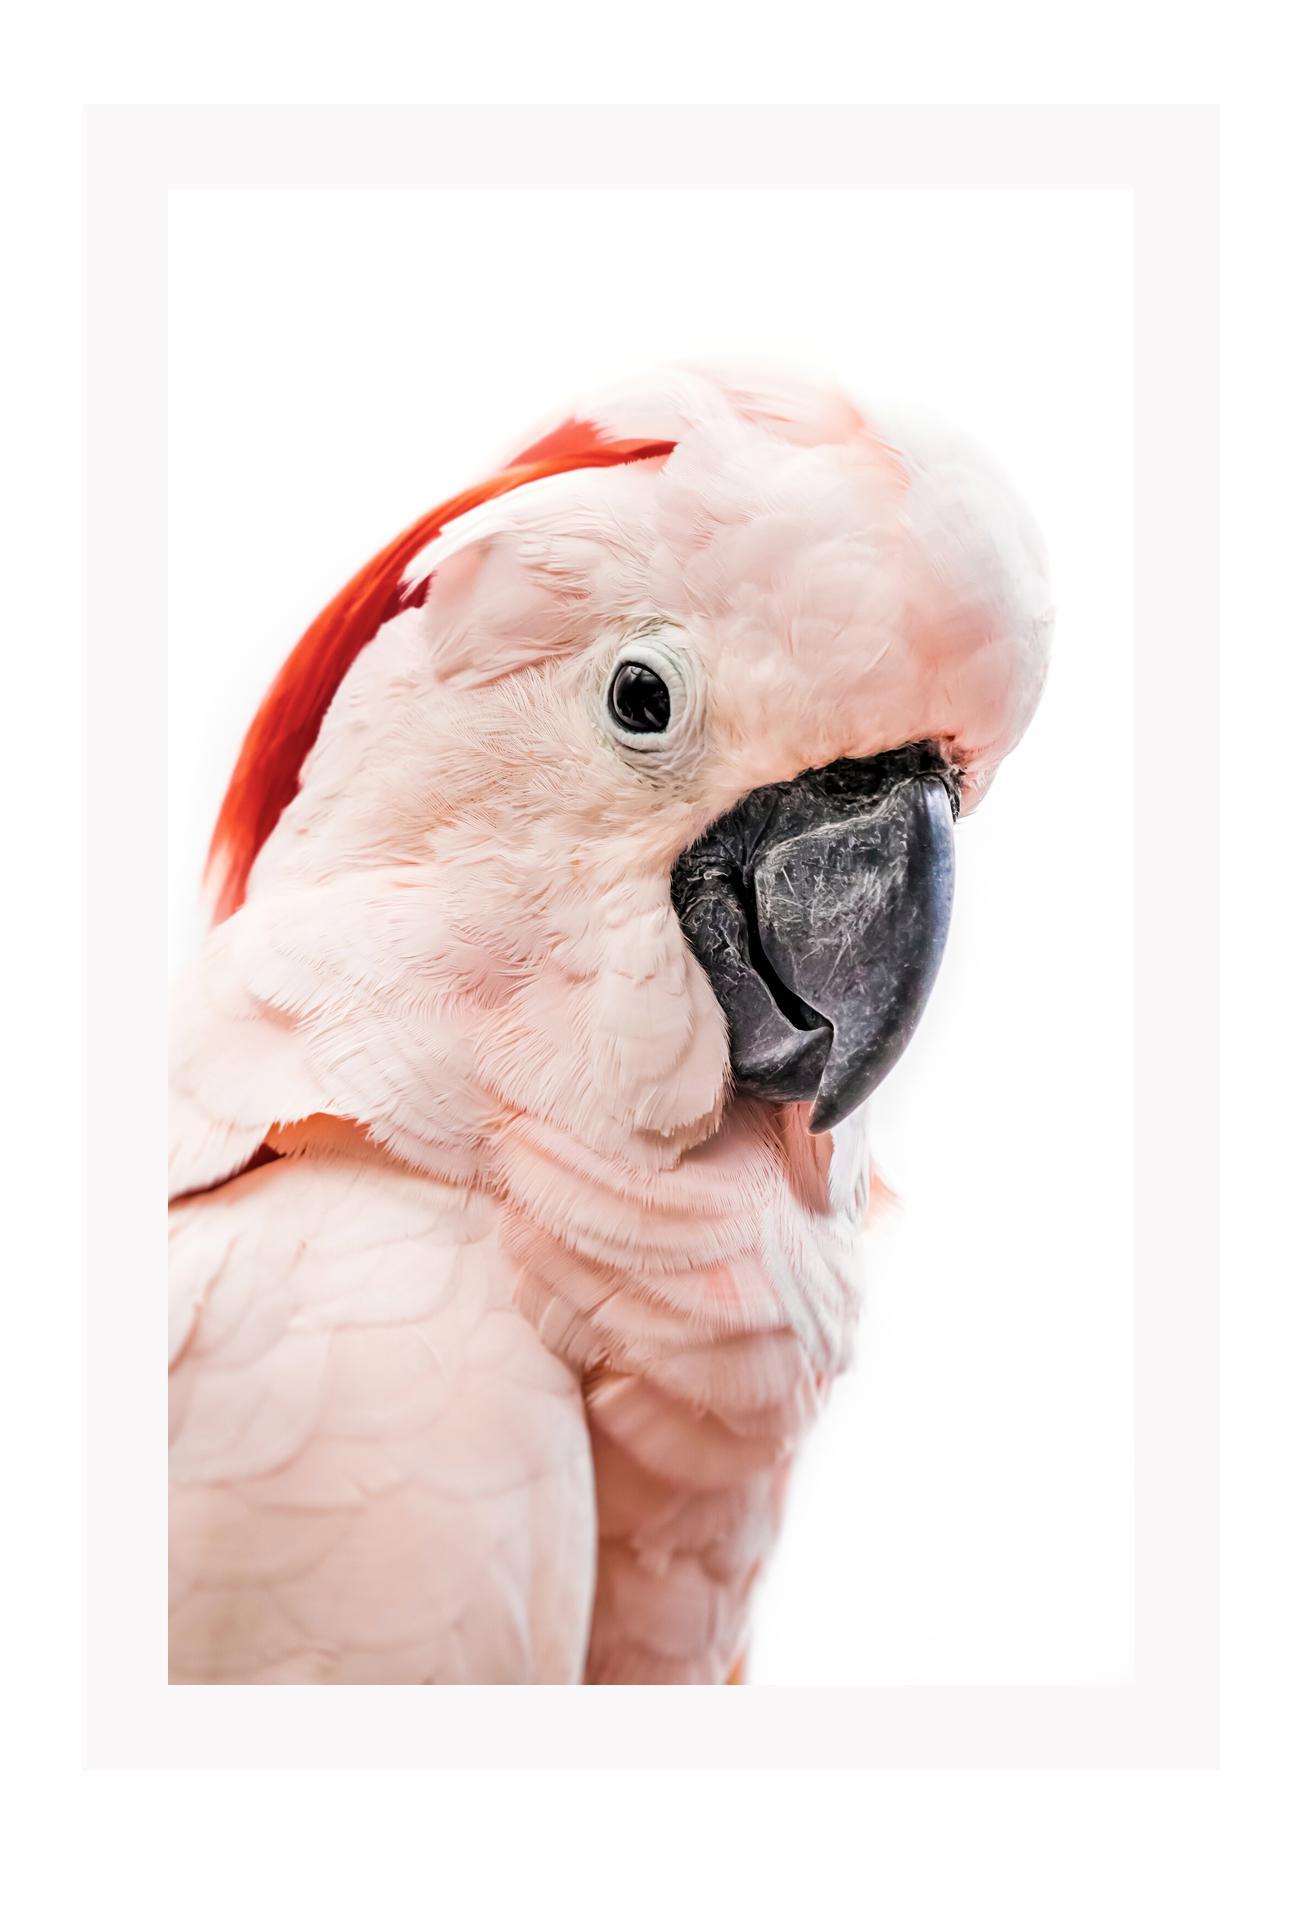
[601,631,698,757]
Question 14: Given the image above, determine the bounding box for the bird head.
[207,367,1050,1163]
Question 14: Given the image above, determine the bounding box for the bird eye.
[608,660,672,735]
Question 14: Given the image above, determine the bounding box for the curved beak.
[670,746,957,1133]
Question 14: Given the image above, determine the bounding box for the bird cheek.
[588,899,730,1141]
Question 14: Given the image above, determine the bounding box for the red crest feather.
[206,430,675,922]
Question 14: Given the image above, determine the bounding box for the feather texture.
[171,364,1051,1681]
[206,435,675,922]
[170,1143,595,1683]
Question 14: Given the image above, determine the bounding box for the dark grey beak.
[670,745,958,1133]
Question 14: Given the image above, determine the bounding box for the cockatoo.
[169,365,1051,1684]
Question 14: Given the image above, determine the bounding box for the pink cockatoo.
[169,365,1051,1684]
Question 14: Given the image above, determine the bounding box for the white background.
[168,186,1135,1685]
[6,8,1285,1888]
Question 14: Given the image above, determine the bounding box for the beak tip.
[806,1078,866,1135]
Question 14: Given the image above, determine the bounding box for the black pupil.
[609,662,671,734]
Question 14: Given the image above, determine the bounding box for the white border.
[83,105,1217,1769]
